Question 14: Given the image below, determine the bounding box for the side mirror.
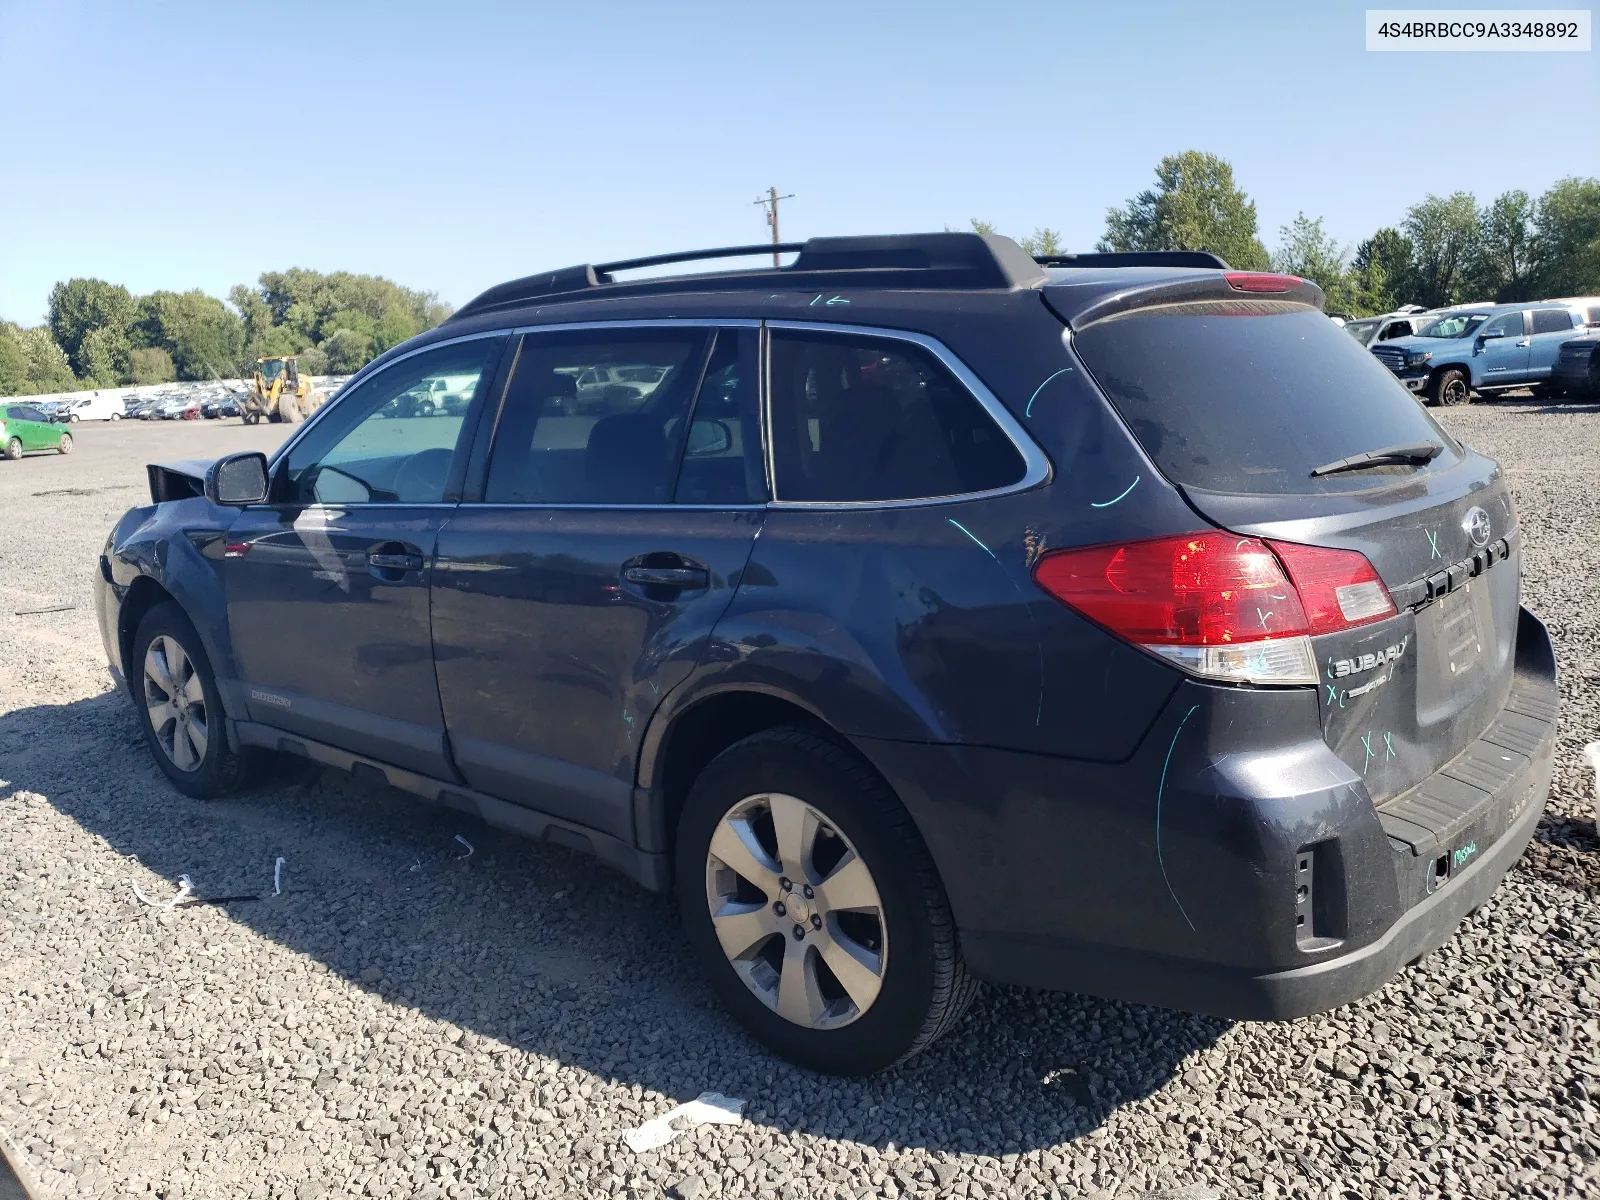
[685,418,733,457]
[206,451,270,506]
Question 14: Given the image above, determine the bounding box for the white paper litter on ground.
[1584,742,1600,830]
[132,874,193,909]
[454,834,475,859]
[273,857,285,896]
[622,1092,745,1153]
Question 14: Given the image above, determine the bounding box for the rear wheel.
[1431,368,1471,406]
[4,437,21,461]
[281,397,304,424]
[57,432,72,454]
[676,726,976,1075]
[132,603,252,798]
[110,411,121,421]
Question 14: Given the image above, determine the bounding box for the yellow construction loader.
[241,356,325,424]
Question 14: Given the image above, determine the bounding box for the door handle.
[369,551,424,571]
[1516,339,1531,347]
[623,565,709,588]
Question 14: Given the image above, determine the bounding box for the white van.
[63,393,125,422]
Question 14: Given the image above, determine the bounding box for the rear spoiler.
[1045,272,1326,330]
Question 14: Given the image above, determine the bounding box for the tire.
[110,411,121,421]
[69,413,80,422]
[417,399,436,418]
[1430,368,1471,407]
[281,397,304,424]
[131,602,251,799]
[4,437,21,461]
[57,432,72,455]
[675,725,977,1075]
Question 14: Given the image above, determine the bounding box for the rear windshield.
[1072,301,1456,495]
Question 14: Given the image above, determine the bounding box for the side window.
[1381,321,1411,340]
[484,328,709,505]
[768,330,1026,503]
[674,329,766,505]
[1587,306,1600,326]
[1482,312,1525,340]
[279,338,503,506]
[1531,309,1575,335]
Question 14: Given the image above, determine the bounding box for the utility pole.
[754,187,795,266]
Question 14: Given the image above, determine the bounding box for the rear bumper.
[959,756,1545,1019]
[856,607,1557,1021]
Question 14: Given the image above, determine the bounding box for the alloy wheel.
[705,792,888,1029]
[143,635,209,772]
[1442,377,1468,405]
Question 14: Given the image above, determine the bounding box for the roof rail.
[450,233,1048,321]
[1034,251,1231,270]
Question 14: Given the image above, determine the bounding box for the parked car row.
[1359,296,1600,405]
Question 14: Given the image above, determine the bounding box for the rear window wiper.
[1309,441,1444,478]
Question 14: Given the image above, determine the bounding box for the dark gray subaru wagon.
[97,234,1557,1075]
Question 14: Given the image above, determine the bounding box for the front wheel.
[1431,368,1471,406]
[676,726,977,1075]
[110,411,121,421]
[131,603,252,798]
[4,437,21,461]
[57,432,72,454]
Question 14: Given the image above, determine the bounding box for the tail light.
[1033,532,1396,686]
[1224,272,1300,292]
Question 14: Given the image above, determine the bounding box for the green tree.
[1352,227,1415,310]
[15,326,79,394]
[128,346,176,385]
[1018,228,1065,257]
[79,325,131,386]
[1401,193,1480,308]
[1465,190,1535,302]
[47,278,136,377]
[1098,150,1270,269]
[296,344,330,375]
[321,328,373,374]
[135,290,245,380]
[1528,176,1600,297]
[1272,214,1359,311]
[0,324,29,396]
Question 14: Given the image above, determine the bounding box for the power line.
[753,187,796,267]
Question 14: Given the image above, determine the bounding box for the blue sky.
[1,0,1594,324]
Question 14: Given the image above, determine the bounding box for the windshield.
[1417,314,1487,339]
[1343,319,1380,346]
[259,359,286,381]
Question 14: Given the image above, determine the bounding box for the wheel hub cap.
[705,792,887,1030]
[142,635,208,773]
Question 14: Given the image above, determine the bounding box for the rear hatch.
[1059,285,1520,802]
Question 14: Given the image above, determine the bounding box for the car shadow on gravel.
[0,692,1231,1157]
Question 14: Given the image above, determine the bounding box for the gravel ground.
[0,404,1597,1200]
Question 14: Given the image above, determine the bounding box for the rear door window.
[484,328,709,505]
[1531,308,1576,335]
[1072,301,1457,495]
[767,329,1026,502]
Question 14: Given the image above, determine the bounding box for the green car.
[1,403,73,460]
